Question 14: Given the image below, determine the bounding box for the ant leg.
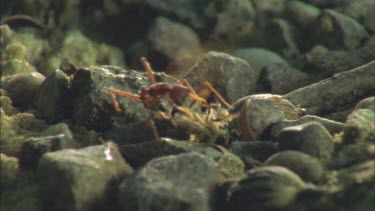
[200,82,233,109]
[179,79,207,104]
[108,88,141,112]
[109,90,122,112]
[140,57,156,84]
[147,119,160,141]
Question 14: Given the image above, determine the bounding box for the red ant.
[108,57,233,141]
[109,57,207,111]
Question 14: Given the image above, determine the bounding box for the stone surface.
[278,121,335,161]
[118,152,224,211]
[0,153,19,186]
[232,47,287,81]
[20,123,79,169]
[342,109,375,144]
[269,115,344,140]
[264,150,324,182]
[231,94,303,140]
[146,16,202,77]
[184,51,256,103]
[266,18,300,61]
[315,9,369,50]
[1,72,45,108]
[284,1,320,29]
[226,166,306,210]
[35,69,71,123]
[257,63,309,94]
[38,142,133,211]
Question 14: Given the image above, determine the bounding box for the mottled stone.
[284,1,320,28]
[0,153,19,186]
[118,152,224,211]
[316,9,369,50]
[257,63,309,94]
[342,109,375,144]
[232,47,287,81]
[184,51,256,103]
[264,150,324,182]
[35,69,70,123]
[278,121,335,161]
[38,142,133,211]
[227,166,306,210]
[1,72,45,108]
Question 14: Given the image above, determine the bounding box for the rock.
[354,96,375,111]
[284,1,320,29]
[184,51,256,104]
[0,153,19,186]
[315,9,369,50]
[211,0,255,43]
[264,150,324,182]
[20,123,79,169]
[330,142,375,168]
[257,63,309,94]
[0,94,18,115]
[363,7,375,32]
[229,141,277,168]
[252,0,286,15]
[1,72,45,108]
[232,47,288,81]
[35,69,70,123]
[266,18,300,61]
[306,36,375,76]
[269,115,344,140]
[278,121,335,161]
[227,166,306,210]
[334,0,375,20]
[230,94,303,141]
[70,65,175,131]
[118,152,224,211]
[342,109,375,144]
[38,142,133,211]
[0,42,37,76]
[120,139,244,178]
[42,30,125,76]
[146,16,202,77]
[0,109,47,156]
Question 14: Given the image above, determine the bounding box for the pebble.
[38,142,133,211]
[257,63,309,94]
[184,51,256,103]
[264,150,324,182]
[118,152,223,211]
[1,72,45,108]
[278,121,335,161]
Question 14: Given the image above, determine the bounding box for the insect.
[109,57,236,143]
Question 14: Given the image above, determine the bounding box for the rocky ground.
[0,0,374,211]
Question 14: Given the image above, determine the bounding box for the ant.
[109,57,234,142]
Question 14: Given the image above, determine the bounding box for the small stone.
[257,63,309,94]
[20,123,79,169]
[232,47,288,81]
[331,142,375,168]
[184,51,256,103]
[1,72,45,108]
[227,166,306,210]
[0,153,19,186]
[231,94,303,141]
[342,109,375,144]
[229,141,277,168]
[38,142,133,211]
[354,97,375,111]
[147,16,202,76]
[284,1,320,29]
[266,18,300,61]
[211,0,255,43]
[316,9,369,50]
[35,69,70,123]
[118,152,223,211]
[278,121,335,161]
[264,150,324,182]
[252,0,286,15]
[269,115,344,140]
